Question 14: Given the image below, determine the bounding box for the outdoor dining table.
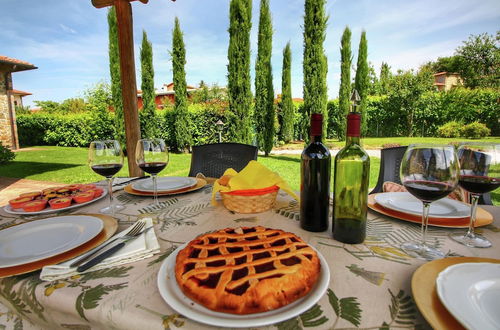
[0,180,499,329]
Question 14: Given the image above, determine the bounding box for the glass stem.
[152,174,158,206]
[466,194,480,237]
[421,202,431,248]
[107,177,114,216]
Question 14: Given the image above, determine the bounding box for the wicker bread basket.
[220,185,279,213]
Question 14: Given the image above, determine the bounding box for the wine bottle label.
[310,113,323,136]
[347,112,361,137]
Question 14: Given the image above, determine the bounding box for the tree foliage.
[171,17,192,151]
[107,7,125,148]
[254,0,274,155]
[379,62,392,95]
[140,30,159,139]
[303,0,328,140]
[354,30,369,134]
[338,26,352,141]
[280,42,295,143]
[455,31,499,88]
[227,0,253,144]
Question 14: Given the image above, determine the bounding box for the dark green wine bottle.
[332,92,370,243]
[300,113,331,232]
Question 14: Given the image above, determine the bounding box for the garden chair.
[369,145,493,205]
[188,143,258,179]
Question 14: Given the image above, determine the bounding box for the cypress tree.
[303,0,328,140]
[338,26,352,141]
[107,7,125,148]
[171,17,192,151]
[227,0,253,144]
[140,30,158,139]
[281,42,295,143]
[254,0,274,155]
[379,62,391,95]
[354,30,369,134]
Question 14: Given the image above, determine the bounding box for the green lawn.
[1,143,497,205]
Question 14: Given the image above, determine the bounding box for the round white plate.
[132,177,197,193]
[3,189,108,216]
[436,262,500,330]
[0,215,103,268]
[157,243,330,328]
[374,192,469,218]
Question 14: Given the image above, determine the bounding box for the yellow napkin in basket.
[211,160,299,205]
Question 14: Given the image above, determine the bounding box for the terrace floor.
[0,177,64,206]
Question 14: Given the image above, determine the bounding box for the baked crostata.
[175,226,321,314]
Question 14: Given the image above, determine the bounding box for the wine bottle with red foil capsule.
[332,90,370,243]
[300,113,331,232]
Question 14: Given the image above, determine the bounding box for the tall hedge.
[107,7,125,148]
[140,30,159,139]
[227,0,253,144]
[171,17,192,151]
[338,26,352,141]
[254,0,274,155]
[280,42,295,143]
[303,0,328,140]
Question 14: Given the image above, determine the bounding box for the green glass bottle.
[332,90,370,244]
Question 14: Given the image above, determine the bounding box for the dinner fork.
[76,221,148,272]
[69,221,146,268]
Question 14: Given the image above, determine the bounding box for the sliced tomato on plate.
[73,191,94,204]
[22,200,48,212]
[9,196,34,209]
[19,191,42,199]
[49,197,73,209]
[88,188,104,198]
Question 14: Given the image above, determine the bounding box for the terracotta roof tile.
[10,89,32,96]
[0,55,37,71]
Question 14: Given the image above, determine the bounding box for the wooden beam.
[115,0,143,177]
[91,0,148,9]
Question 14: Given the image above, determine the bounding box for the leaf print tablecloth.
[0,184,499,330]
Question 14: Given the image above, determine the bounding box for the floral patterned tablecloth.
[0,184,499,330]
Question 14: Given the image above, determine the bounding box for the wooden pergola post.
[92,0,148,177]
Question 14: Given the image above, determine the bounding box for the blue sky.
[1,0,499,107]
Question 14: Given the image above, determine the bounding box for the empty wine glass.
[450,142,499,248]
[400,144,459,260]
[88,140,125,216]
[135,138,169,207]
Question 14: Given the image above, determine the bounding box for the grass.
[1,141,498,205]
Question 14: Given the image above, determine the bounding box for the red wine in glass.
[403,180,455,202]
[451,143,499,248]
[138,162,167,175]
[91,163,123,178]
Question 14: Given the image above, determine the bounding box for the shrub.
[437,121,463,138]
[0,142,15,164]
[460,122,491,139]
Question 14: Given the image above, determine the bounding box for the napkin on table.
[211,160,299,205]
[40,218,160,281]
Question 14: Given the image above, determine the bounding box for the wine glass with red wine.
[400,144,459,260]
[135,138,169,207]
[88,140,125,215]
[450,143,499,248]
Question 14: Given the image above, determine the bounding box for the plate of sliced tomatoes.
[4,184,107,215]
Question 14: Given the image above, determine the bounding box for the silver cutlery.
[76,222,150,273]
[69,221,145,268]
[112,176,149,187]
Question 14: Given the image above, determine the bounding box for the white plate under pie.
[131,176,197,193]
[0,215,103,268]
[436,262,500,330]
[3,189,108,216]
[374,192,469,218]
[157,243,330,328]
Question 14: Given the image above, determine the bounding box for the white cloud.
[59,24,77,34]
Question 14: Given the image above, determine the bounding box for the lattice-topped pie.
[175,226,321,314]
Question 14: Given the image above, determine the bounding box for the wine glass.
[88,140,125,216]
[135,138,169,207]
[400,144,459,260]
[450,143,499,248]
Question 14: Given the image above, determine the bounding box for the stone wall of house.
[0,72,16,149]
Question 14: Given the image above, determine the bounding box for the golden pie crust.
[175,226,321,314]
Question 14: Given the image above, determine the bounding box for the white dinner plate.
[131,177,197,193]
[157,243,330,328]
[0,215,103,268]
[3,189,108,216]
[374,192,469,218]
[436,262,500,330]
